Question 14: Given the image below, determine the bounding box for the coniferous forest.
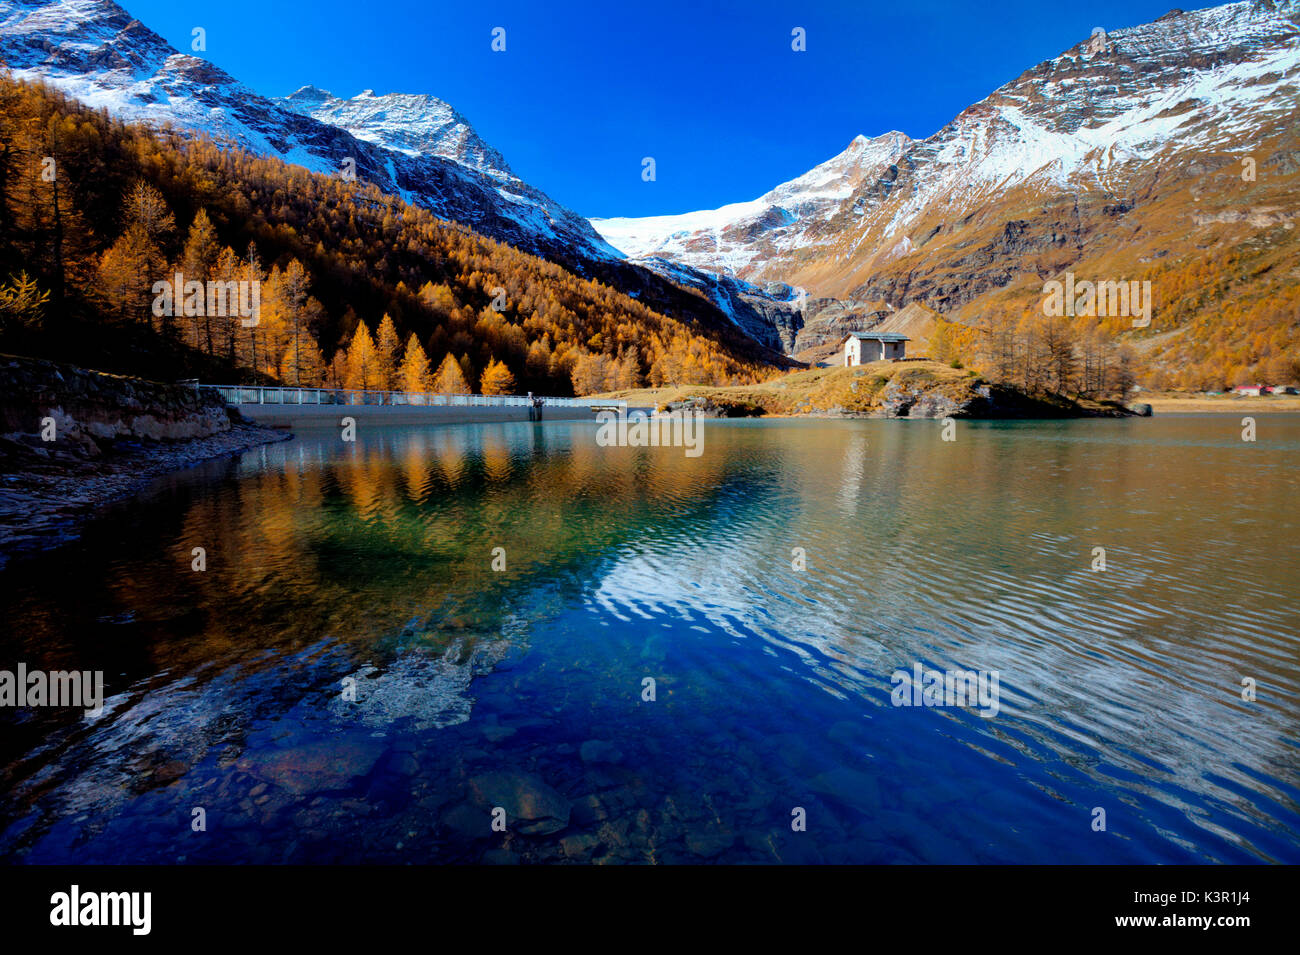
[0,73,777,396]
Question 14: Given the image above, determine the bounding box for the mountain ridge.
[590,0,1300,383]
[0,0,623,265]
[5,0,1297,385]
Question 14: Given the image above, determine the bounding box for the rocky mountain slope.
[7,0,1296,382]
[0,0,800,365]
[593,131,913,278]
[0,0,619,263]
[593,1,1300,381]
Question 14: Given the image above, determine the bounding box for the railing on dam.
[202,384,625,412]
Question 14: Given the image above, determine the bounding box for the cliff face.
[871,375,1132,419]
[814,365,1133,419]
[0,355,237,462]
[792,298,897,354]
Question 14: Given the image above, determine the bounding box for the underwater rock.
[236,737,384,795]
[468,771,571,835]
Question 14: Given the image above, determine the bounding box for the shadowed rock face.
[793,299,897,354]
[625,259,807,353]
[0,355,236,458]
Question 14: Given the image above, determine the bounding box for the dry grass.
[1141,393,1300,413]
[591,360,975,415]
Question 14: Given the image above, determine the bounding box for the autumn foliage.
[0,72,776,394]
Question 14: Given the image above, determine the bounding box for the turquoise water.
[1,415,1297,863]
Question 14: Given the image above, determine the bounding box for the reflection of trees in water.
[3,426,750,684]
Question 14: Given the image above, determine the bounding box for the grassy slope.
[593,359,1121,417]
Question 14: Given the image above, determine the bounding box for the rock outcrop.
[0,355,288,568]
[792,298,897,354]
[0,354,238,460]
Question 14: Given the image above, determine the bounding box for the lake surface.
[1,415,1297,864]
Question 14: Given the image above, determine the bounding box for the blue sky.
[125,0,1197,218]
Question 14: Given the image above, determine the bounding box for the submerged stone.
[235,737,384,796]
[468,771,570,835]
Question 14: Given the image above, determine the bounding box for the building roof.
[841,332,910,343]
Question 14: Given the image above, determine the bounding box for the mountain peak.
[593,0,1300,304]
[286,84,331,103]
[0,0,620,264]
[281,84,511,176]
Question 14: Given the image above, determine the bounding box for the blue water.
[1,416,1297,863]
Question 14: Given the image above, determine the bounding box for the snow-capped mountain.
[593,131,912,278]
[282,86,513,180]
[0,0,622,264]
[593,0,1300,356]
[5,0,1295,368]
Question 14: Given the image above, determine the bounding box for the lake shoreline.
[1142,394,1300,414]
[0,354,294,570]
[0,424,293,571]
[597,361,1141,420]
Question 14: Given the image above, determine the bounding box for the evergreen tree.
[525,337,553,388]
[212,245,242,364]
[570,350,612,395]
[3,120,92,315]
[432,352,470,394]
[398,333,433,394]
[326,349,349,389]
[929,321,957,364]
[123,181,176,333]
[345,320,379,391]
[181,208,219,352]
[458,353,476,392]
[0,271,49,332]
[280,333,326,386]
[276,259,311,385]
[375,312,401,390]
[239,242,266,376]
[96,226,151,324]
[613,347,642,390]
[480,358,516,396]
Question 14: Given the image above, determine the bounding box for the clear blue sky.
[124,0,1197,218]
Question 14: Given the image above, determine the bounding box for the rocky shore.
[607,360,1140,421]
[856,372,1137,419]
[0,355,290,569]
